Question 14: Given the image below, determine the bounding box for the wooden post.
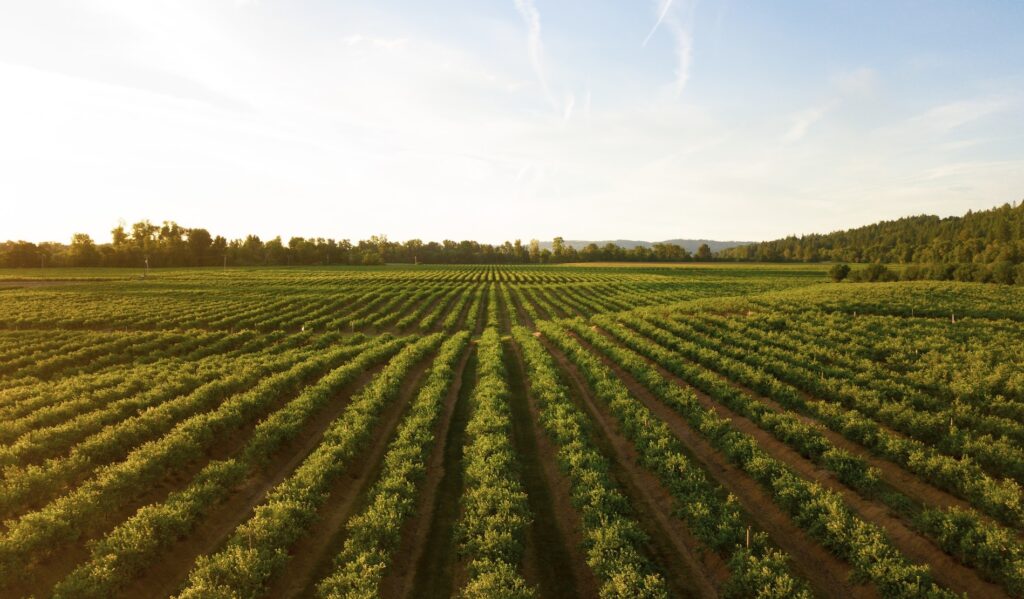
[746,526,750,548]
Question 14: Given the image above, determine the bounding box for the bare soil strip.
[473,286,489,336]
[508,287,536,330]
[108,363,390,599]
[526,290,557,321]
[377,345,473,598]
[544,333,874,599]
[449,285,478,333]
[534,288,571,319]
[264,356,436,598]
[496,285,514,334]
[617,334,1009,596]
[10,357,379,598]
[629,335,1005,597]
[402,347,477,599]
[503,338,592,598]
[655,324,1017,533]
[535,337,727,599]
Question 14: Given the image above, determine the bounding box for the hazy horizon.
[2,1,1022,245]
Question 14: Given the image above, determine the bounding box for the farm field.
[1,264,1023,598]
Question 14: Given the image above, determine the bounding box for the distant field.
[1,264,1022,598]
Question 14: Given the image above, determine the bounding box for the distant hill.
[718,202,1024,263]
[538,239,753,253]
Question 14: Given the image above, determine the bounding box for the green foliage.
[721,201,1024,265]
[314,332,469,598]
[173,334,444,598]
[829,263,851,282]
[455,328,533,597]
[513,326,670,598]
[541,321,811,598]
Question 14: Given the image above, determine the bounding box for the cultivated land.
[1,263,1023,598]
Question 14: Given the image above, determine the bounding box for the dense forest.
[0,221,711,268]
[720,202,1024,264]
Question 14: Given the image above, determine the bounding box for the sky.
[1,0,1023,245]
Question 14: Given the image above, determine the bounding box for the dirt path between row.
[656,322,1020,534]
[497,284,515,334]
[503,338,594,598]
[378,344,473,598]
[266,355,436,598]
[507,287,536,330]
[7,354,372,598]
[536,335,727,599]
[545,332,875,599]
[602,330,1007,598]
[398,347,478,598]
[115,362,391,599]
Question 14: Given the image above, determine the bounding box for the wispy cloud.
[644,0,695,97]
[782,103,833,143]
[667,18,693,96]
[832,67,878,97]
[781,67,878,143]
[911,97,1013,132]
[343,35,408,50]
[643,0,674,47]
[513,0,555,107]
[562,92,575,122]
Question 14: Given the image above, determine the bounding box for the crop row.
[549,320,956,598]
[455,328,533,597]
[173,333,443,598]
[594,315,1024,595]
[313,331,469,597]
[641,312,1024,530]
[54,334,413,598]
[534,322,811,598]
[0,338,382,580]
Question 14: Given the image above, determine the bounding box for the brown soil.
[613,335,1007,598]
[416,290,459,334]
[10,359,388,599]
[114,363,390,599]
[507,287,536,330]
[536,336,728,599]
[264,355,436,598]
[448,285,479,333]
[400,347,478,598]
[503,338,596,598]
[496,285,515,334]
[473,286,489,335]
[666,325,1020,534]
[542,333,874,599]
[378,344,473,598]
[521,289,554,322]
[533,288,571,319]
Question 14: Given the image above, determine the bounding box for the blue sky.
[1,1,1022,244]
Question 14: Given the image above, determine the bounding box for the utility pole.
[223,254,227,271]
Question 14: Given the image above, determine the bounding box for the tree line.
[720,201,1024,264]
[0,221,713,268]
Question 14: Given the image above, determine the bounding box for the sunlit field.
[0,264,1021,598]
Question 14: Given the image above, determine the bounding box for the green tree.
[186,228,212,266]
[829,263,851,282]
[552,236,566,261]
[69,233,99,267]
[695,243,713,261]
